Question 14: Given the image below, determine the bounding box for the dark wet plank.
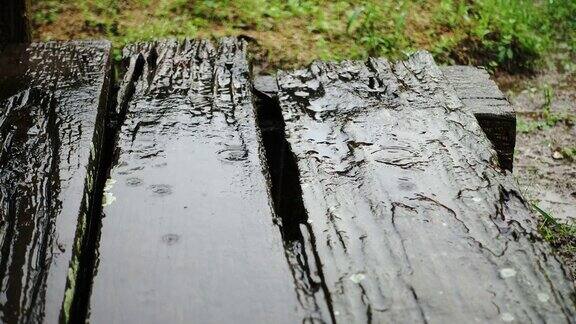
[276,52,576,323]
[254,69,516,171]
[441,66,516,171]
[0,0,31,47]
[87,38,322,323]
[0,41,112,323]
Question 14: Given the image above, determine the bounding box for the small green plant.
[559,147,576,161]
[541,85,557,126]
[533,204,576,255]
[33,0,63,24]
[539,85,575,128]
[366,2,409,58]
[518,84,575,133]
[516,118,546,134]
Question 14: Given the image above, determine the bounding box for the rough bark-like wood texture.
[276,52,575,323]
[255,70,516,171]
[0,41,112,323]
[441,66,516,171]
[0,0,32,48]
[87,38,320,323]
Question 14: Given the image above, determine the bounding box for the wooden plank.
[87,38,325,323]
[0,0,32,47]
[0,41,112,323]
[441,66,516,171]
[276,52,576,323]
[254,68,516,171]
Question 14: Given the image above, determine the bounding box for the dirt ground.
[496,71,575,222]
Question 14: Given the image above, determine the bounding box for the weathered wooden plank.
[255,68,516,171]
[0,41,112,323]
[276,52,575,323]
[87,38,325,323]
[0,0,32,47]
[441,65,516,171]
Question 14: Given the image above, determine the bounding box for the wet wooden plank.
[87,38,324,323]
[255,69,516,171]
[0,41,112,323]
[0,0,32,47]
[276,52,576,323]
[441,66,516,171]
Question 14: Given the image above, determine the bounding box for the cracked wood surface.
[0,41,112,323]
[255,69,516,171]
[441,66,516,171]
[86,38,317,323]
[276,52,576,323]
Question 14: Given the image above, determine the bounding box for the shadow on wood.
[0,0,32,48]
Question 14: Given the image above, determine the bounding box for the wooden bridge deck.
[0,38,574,323]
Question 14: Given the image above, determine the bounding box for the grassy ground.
[32,0,576,273]
[32,0,575,73]
[535,204,576,275]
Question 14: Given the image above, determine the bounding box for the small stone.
[500,268,517,278]
[552,151,563,160]
[350,273,366,283]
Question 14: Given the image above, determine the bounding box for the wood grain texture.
[277,52,575,323]
[441,65,516,171]
[0,41,112,323]
[255,68,516,171]
[87,38,321,323]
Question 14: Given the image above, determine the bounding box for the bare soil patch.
[497,71,575,222]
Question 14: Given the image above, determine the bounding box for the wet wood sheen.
[87,39,309,323]
[277,52,576,323]
[0,41,112,323]
[255,67,516,172]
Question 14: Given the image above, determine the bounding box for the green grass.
[533,204,576,257]
[32,0,575,72]
[517,84,575,134]
[559,146,576,161]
